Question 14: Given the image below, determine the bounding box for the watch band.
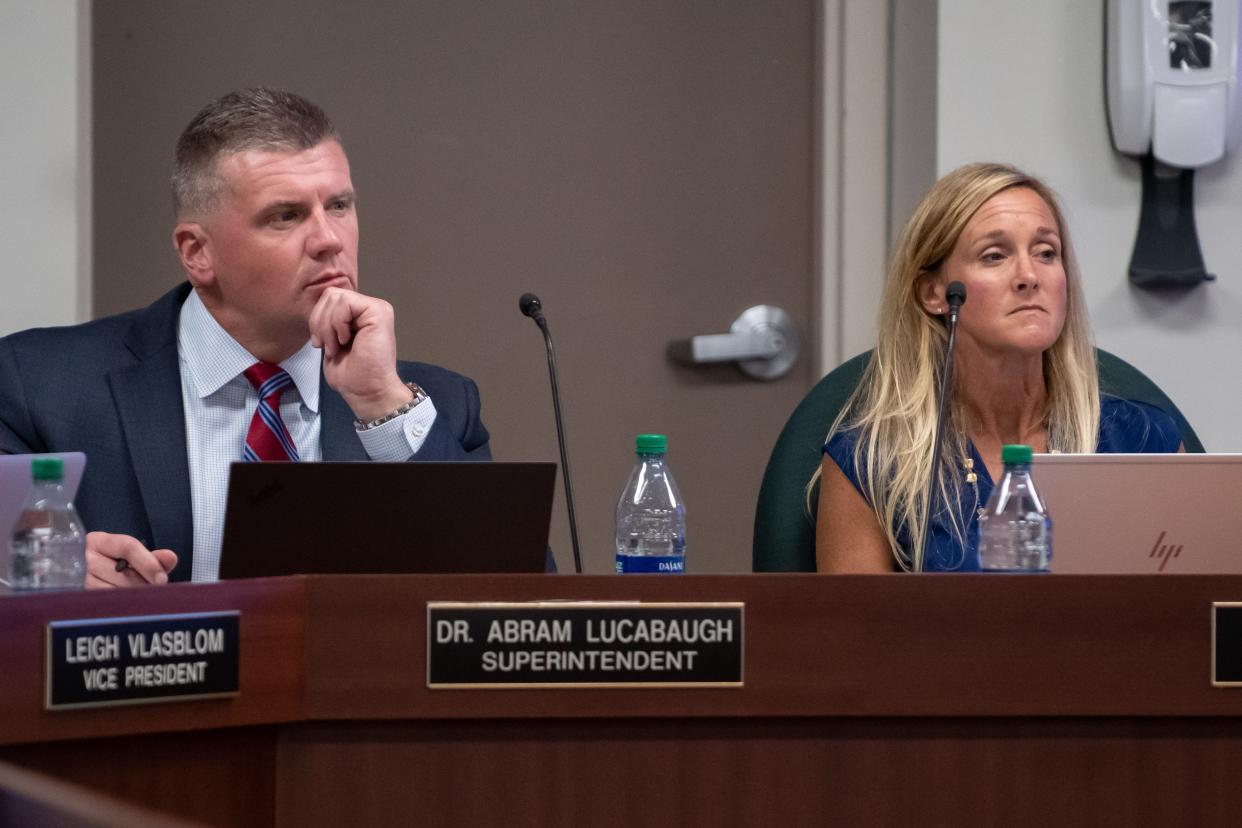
[354,382,428,431]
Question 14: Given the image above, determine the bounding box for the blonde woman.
[815,162,1183,573]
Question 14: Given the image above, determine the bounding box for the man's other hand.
[86,531,178,588]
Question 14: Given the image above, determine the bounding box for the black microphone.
[921,281,967,570]
[519,293,583,574]
[944,281,966,318]
[519,293,545,325]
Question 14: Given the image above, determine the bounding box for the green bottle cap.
[31,457,65,482]
[1001,444,1033,464]
[635,434,667,454]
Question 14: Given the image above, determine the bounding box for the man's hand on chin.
[308,286,413,421]
[86,531,178,588]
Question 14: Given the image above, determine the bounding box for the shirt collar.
[178,289,322,414]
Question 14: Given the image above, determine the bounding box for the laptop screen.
[218,461,557,579]
[1033,453,1242,574]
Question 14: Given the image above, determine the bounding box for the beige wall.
[0,0,89,335]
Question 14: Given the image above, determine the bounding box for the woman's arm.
[814,455,894,573]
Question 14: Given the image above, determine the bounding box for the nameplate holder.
[46,611,240,710]
[427,601,743,688]
[1211,603,1242,687]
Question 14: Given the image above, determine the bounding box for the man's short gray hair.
[172,88,339,218]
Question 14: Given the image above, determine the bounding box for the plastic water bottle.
[977,444,1051,572]
[8,457,87,590]
[615,434,686,574]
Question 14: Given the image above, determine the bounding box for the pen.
[115,536,147,573]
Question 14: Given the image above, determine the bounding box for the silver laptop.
[1033,453,1242,574]
[0,452,87,581]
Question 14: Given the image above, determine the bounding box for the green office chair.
[752,349,1205,572]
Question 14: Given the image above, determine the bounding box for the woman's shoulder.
[823,424,860,454]
[823,425,867,493]
[1098,396,1183,453]
[824,420,873,462]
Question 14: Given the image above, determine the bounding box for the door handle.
[669,305,800,380]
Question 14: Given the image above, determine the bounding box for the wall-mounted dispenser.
[1107,0,1241,287]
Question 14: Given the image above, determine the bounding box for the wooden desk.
[2,574,1241,826]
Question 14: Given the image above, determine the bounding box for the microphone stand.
[520,294,584,574]
[921,282,966,571]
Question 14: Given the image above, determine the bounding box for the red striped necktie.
[242,362,299,462]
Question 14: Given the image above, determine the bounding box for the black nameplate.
[427,602,743,688]
[1212,603,1242,686]
[46,612,240,710]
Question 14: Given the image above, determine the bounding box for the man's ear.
[172,222,214,289]
[915,270,945,315]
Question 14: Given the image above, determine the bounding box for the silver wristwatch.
[354,382,428,431]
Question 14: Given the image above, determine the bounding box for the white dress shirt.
[177,291,437,582]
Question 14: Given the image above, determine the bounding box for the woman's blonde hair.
[815,162,1099,571]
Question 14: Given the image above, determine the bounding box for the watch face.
[1168,1,1214,70]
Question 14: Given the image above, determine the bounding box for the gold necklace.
[962,457,985,519]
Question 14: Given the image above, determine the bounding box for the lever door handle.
[669,305,799,380]
[673,330,784,363]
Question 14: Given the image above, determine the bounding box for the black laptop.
[218,462,556,579]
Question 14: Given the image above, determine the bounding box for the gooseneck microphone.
[519,293,583,574]
[921,281,967,571]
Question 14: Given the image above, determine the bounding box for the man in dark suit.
[0,88,489,586]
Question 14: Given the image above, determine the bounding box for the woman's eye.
[982,251,1005,263]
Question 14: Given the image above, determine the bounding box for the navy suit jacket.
[0,283,491,581]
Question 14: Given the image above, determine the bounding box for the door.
[93,0,820,572]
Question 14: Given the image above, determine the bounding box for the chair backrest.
[751,348,1204,572]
